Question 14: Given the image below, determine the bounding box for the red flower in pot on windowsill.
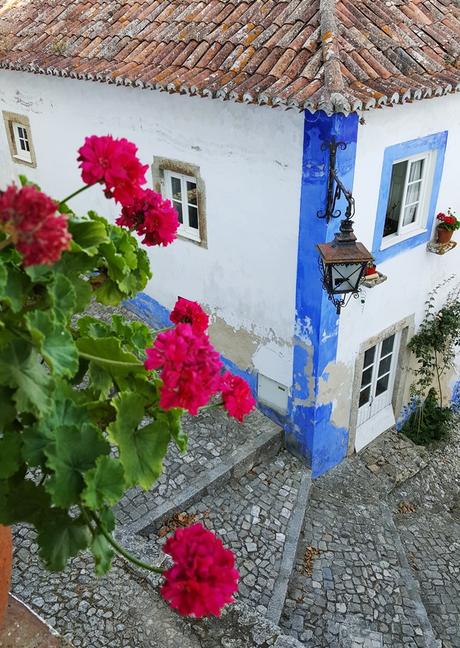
[436,209,460,244]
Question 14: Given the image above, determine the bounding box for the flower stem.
[78,350,143,370]
[59,184,94,206]
[201,401,224,411]
[0,236,12,251]
[153,326,173,335]
[91,513,164,574]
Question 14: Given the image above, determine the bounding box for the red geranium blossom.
[161,523,239,618]
[220,371,256,422]
[116,188,178,247]
[0,184,71,266]
[144,323,222,415]
[78,135,148,206]
[170,297,209,334]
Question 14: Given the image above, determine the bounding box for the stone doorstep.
[0,595,73,648]
[126,423,283,536]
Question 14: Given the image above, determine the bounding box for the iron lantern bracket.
[317,139,355,223]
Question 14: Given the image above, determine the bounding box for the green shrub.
[401,388,454,446]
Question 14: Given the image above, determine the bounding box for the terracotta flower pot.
[436,227,454,244]
[0,525,12,628]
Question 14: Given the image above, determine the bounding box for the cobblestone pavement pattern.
[147,452,304,615]
[281,429,460,648]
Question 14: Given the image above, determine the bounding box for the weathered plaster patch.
[317,361,354,430]
[208,315,259,370]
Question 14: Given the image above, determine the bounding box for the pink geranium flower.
[170,297,209,334]
[0,184,71,266]
[161,523,239,618]
[116,188,178,247]
[78,135,148,206]
[220,371,256,422]
[144,324,222,415]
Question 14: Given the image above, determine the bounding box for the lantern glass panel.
[330,263,363,293]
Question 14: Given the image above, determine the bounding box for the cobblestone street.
[281,428,460,647]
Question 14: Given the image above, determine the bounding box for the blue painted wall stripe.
[372,131,448,264]
[286,111,359,478]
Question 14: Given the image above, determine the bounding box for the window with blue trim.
[372,131,448,264]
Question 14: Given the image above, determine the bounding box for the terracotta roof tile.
[0,0,458,114]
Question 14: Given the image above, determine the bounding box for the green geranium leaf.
[0,478,50,526]
[26,310,79,378]
[108,393,171,490]
[165,409,188,453]
[93,279,125,306]
[110,315,152,355]
[45,423,110,508]
[0,387,16,431]
[25,264,53,283]
[23,387,90,466]
[76,336,143,376]
[88,362,113,399]
[0,341,50,414]
[0,266,30,313]
[77,316,111,338]
[68,219,109,253]
[91,532,114,576]
[37,511,91,571]
[82,456,125,509]
[0,258,7,293]
[49,274,77,323]
[0,430,22,479]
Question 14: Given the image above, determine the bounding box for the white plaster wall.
[337,93,460,421]
[0,71,304,386]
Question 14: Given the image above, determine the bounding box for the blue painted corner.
[286,110,359,478]
[372,131,448,265]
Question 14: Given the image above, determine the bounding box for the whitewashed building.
[0,0,459,476]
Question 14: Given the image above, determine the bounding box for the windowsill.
[13,154,33,164]
[380,227,427,251]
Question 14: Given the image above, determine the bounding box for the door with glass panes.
[355,332,401,451]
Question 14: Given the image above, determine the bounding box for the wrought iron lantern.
[316,139,373,315]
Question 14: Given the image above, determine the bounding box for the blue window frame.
[372,131,448,264]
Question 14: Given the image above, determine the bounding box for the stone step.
[12,524,305,648]
[142,450,312,623]
[395,509,460,648]
[280,486,440,648]
[117,408,282,535]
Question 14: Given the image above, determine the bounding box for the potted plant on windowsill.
[0,135,255,629]
[436,209,460,244]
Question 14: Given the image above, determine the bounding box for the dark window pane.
[188,206,198,230]
[359,386,371,408]
[361,366,373,388]
[173,200,183,223]
[384,161,407,237]
[186,181,197,205]
[376,374,389,396]
[381,334,395,356]
[171,177,182,202]
[363,346,376,369]
[378,355,392,377]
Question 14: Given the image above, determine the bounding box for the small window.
[382,152,434,245]
[2,111,36,167]
[164,170,200,242]
[153,158,206,246]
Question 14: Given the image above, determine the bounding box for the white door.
[355,331,401,452]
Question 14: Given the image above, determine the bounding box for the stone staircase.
[10,303,460,647]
